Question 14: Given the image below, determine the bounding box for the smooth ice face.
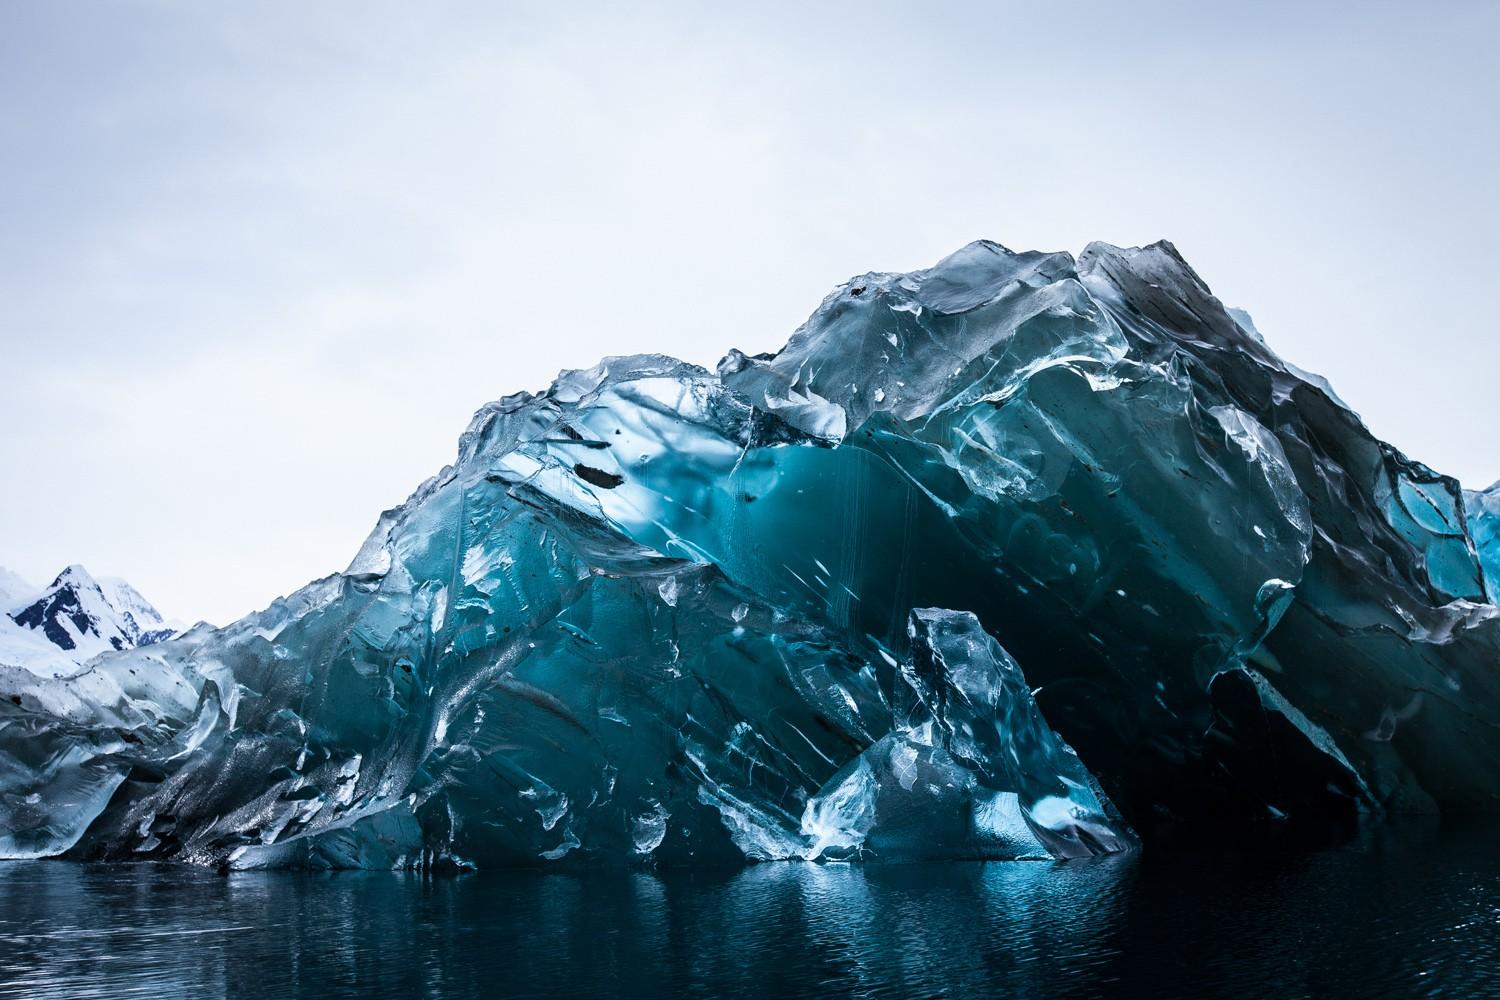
[3,238,1500,869]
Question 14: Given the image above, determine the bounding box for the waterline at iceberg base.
[5,239,1499,870]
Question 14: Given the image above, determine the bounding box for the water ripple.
[0,822,1496,998]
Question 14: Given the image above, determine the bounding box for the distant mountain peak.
[3,566,173,669]
[52,563,93,585]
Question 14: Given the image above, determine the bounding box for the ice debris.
[800,609,1135,860]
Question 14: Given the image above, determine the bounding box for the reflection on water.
[0,822,1497,998]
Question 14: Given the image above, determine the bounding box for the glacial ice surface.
[5,239,1500,869]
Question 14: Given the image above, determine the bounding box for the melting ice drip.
[3,239,1499,869]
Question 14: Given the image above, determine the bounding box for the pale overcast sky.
[2,1,1497,625]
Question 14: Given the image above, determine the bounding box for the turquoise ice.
[3,239,1497,868]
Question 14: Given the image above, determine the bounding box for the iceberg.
[4,238,1498,869]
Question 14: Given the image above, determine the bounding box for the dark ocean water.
[0,822,1496,999]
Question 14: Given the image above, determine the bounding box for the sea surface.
[0,822,1496,998]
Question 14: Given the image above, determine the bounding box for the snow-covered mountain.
[1,565,176,675]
